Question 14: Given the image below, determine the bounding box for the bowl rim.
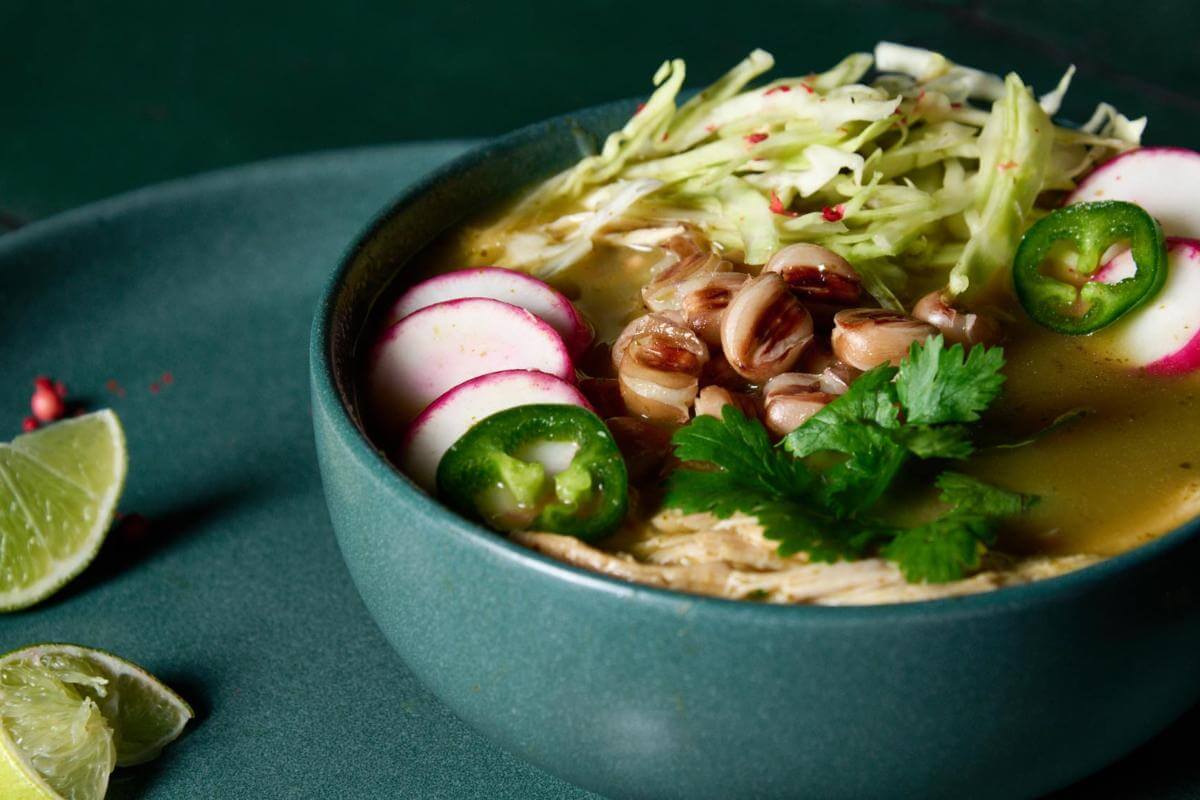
[310,98,1200,622]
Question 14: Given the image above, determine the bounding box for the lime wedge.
[0,410,127,611]
[0,644,193,800]
[0,658,113,800]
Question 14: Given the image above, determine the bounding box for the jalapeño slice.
[1013,200,1166,335]
[436,404,628,541]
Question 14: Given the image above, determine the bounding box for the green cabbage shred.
[488,43,1144,307]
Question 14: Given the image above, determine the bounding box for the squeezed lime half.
[0,410,127,611]
[0,644,193,800]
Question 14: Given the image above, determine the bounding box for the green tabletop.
[1,0,1198,221]
[2,2,1200,797]
[0,139,1192,800]
[0,143,608,799]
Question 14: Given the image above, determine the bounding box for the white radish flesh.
[401,369,591,490]
[387,267,593,356]
[367,298,573,439]
[1068,147,1200,238]
[1091,238,1200,374]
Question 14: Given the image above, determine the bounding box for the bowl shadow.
[37,480,260,611]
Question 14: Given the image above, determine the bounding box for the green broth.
[406,215,1200,560]
[966,319,1200,556]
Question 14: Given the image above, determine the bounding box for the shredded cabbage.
[491,43,1144,306]
[948,73,1053,299]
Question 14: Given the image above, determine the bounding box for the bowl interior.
[323,99,634,434]
[313,99,1200,617]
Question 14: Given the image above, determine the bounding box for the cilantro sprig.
[667,409,864,561]
[662,335,1034,583]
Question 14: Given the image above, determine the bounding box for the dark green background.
[1,0,1197,224]
[2,1,1199,796]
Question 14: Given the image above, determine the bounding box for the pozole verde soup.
[362,43,1200,604]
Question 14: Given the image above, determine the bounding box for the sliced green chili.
[436,404,628,541]
[1012,200,1166,334]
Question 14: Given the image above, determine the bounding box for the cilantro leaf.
[782,367,895,458]
[827,365,902,429]
[663,469,770,519]
[663,465,861,561]
[935,471,1035,516]
[894,424,974,459]
[658,337,1029,584]
[896,335,1005,424]
[818,431,908,514]
[782,367,907,514]
[881,516,989,583]
[671,406,814,497]
[756,501,868,561]
[881,472,1035,583]
[665,407,847,558]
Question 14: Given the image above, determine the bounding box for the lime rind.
[0,721,59,800]
[0,410,127,612]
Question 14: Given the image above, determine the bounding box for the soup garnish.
[664,335,1021,582]
[365,42,1200,604]
[483,43,1139,308]
[437,404,628,540]
[1013,200,1166,334]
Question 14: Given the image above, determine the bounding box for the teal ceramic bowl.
[311,102,1200,799]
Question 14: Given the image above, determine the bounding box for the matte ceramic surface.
[312,109,1200,799]
[0,145,602,799]
[0,142,1196,800]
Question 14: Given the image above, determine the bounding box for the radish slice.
[1091,238,1200,374]
[1068,147,1200,238]
[367,298,573,438]
[1091,248,1138,284]
[401,369,591,490]
[387,268,593,356]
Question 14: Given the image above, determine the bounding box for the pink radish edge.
[1145,239,1200,375]
[1093,238,1200,375]
[1067,147,1200,241]
[368,296,573,371]
[1069,146,1200,203]
[1091,249,1135,284]
[366,297,575,440]
[387,267,593,357]
[400,369,593,491]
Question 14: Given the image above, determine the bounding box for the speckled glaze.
[310,103,1200,800]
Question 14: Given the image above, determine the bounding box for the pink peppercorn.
[31,382,65,423]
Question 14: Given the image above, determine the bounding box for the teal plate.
[0,143,1196,798]
[0,144,590,799]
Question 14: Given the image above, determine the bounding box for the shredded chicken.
[512,511,1097,605]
